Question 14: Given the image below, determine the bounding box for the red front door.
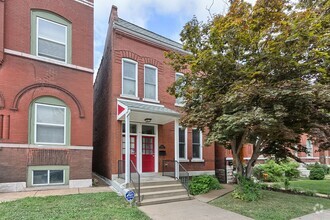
[142,136,154,172]
[122,135,137,167]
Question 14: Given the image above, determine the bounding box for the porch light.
[144,118,152,123]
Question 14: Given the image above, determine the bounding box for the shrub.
[232,176,262,202]
[309,167,325,180]
[189,175,222,195]
[284,178,290,190]
[307,163,329,175]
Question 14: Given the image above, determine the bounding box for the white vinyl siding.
[122,59,138,97]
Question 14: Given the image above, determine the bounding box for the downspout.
[124,109,131,184]
[0,0,5,65]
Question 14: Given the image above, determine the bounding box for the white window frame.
[178,126,188,161]
[143,64,158,102]
[175,72,184,106]
[36,17,68,62]
[306,139,313,157]
[34,103,66,145]
[32,169,65,186]
[122,58,138,98]
[191,128,203,161]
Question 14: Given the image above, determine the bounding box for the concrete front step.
[128,180,179,188]
[141,188,188,200]
[140,184,183,193]
[139,194,191,206]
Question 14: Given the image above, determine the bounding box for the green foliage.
[166,0,330,178]
[253,159,299,182]
[188,175,222,195]
[307,163,330,175]
[284,178,290,190]
[232,176,262,201]
[309,167,325,180]
[272,183,282,190]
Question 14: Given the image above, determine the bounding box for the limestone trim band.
[0,143,93,150]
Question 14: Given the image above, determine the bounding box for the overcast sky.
[93,0,256,74]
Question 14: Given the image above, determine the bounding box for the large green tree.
[167,0,330,178]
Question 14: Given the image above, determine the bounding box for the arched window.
[29,97,71,145]
[31,10,72,63]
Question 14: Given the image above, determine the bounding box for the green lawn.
[210,190,330,220]
[0,192,149,220]
[289,179,330,194]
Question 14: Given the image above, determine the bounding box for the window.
[27,165,69,187]
[144,65,158,101]
[179,127,187,159]
[142,125,155,135]
[29,97,71,145]
[192,129,202,159]
[175,73,184,105]
[31,10,72,63]
[306,140,313,157]
[122,59,138,97]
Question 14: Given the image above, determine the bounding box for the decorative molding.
[0,143,93,150]
[115,50,141,63]
[11,83,85,118]
[0,92,4,109]
[74,0,93,8]
[4,49,93,73]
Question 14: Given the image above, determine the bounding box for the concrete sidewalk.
[0,186,112,203]
[293,210,330,220]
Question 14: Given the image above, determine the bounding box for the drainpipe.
[174,118,179,179]
[125,110,131,184]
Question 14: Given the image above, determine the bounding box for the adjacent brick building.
[0,0,94,192]
[93,6,216,182]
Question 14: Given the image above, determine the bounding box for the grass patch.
[289,179,330,194]
[210,190,330,220]
[0,192,149,220]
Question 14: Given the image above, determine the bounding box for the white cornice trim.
[117,98,165,108]
[4,49,94,73]
[74,0,93,8]
[0,143,93,150]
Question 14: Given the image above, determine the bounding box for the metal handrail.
[162,160,190,195]
[176,160,190,195]
[130,161,141,203]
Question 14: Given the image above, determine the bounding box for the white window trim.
[179,126,188,161]
[192,128,203,160]
[36,17,68,63]
[122,58,138,98]
[32,170,65,186]
[34,103,66,145]
[144,64,158,102]
[175,72,185,106]
[306,140,313,158]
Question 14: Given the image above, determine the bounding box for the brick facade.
[0,0,94,191]
[93,6,215,180]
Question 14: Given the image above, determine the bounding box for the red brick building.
[0,0,94,192]
[93,6,216,183]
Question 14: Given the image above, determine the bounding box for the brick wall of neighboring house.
[0,0,94,191]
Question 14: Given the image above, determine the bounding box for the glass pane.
[38,38,66,61]
[179,128,185,143]
[33,170,48,185]
[37,105,65,124]
[145,84,156,100]
[36,125,65,144]
[193,144,200,158]
[123,78,136,95]
[192,130,200,144]
[145,67,156,84]
[179,143,185,158]
[49,170,64,184]
[38,18,66,43]
[123,61,136,79]
[142,125,155,135]
[122,124,137,133]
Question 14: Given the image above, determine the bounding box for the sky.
[93,0,256,74]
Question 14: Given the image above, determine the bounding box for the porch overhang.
[117,99,180,125]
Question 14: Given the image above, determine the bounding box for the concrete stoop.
[136,180,191,206]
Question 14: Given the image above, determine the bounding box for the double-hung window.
[175,73,184,105]
[192,129,203,160]
[122,59,138,97]
[179,127,187,160]
[35,103,66,145]
[144,65,158,101]
[37,17,67,62]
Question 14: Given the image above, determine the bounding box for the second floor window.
[144,65,158,100]
[122,59,138,97]
[37,18,67,62]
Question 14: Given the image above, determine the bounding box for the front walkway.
[0,186,112,203]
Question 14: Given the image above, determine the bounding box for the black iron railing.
[130,161,141,203]
[162,160,190,195]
